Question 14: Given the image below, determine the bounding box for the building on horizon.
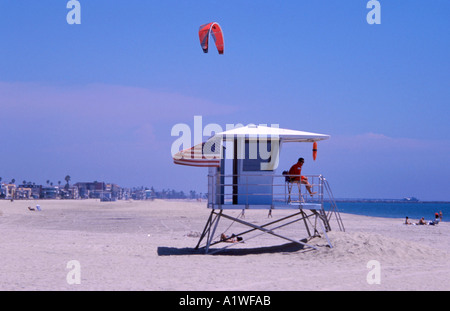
[0,180,159,201]
[74,181,106,199]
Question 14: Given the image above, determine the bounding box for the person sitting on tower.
[288,157,316,197]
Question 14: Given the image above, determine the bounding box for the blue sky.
[0,1,449,200]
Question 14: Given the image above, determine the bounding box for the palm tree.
[65,175,71,190]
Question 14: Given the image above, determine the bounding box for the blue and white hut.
[173,124,344,254]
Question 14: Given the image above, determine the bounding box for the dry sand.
[0,199,449,291]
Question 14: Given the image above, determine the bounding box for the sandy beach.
[0,199,449,291]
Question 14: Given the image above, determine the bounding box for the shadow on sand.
[157,241,308,256]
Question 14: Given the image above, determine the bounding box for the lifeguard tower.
[173,124,344,254]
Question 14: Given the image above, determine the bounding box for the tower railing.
[207,173,344,232]
[207,173,323,207]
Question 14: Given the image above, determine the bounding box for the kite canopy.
[199,22,224,54]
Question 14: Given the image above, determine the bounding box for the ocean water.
[325,202,449,222]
